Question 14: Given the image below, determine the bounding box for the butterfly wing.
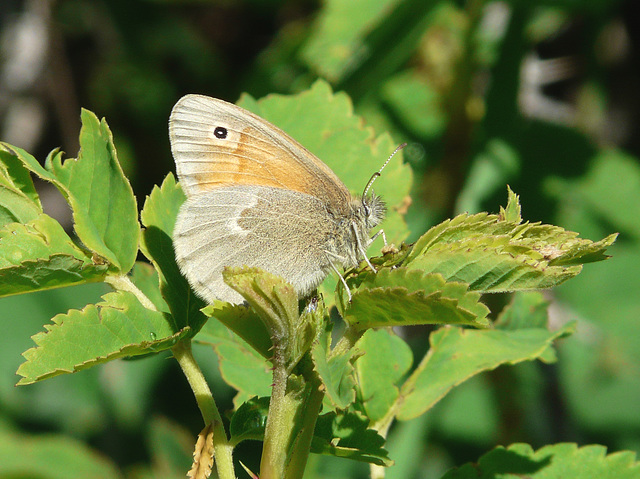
[173,185,338,304]
[169,94,351,207]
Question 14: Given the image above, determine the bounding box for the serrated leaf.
[140,173,206,333]
[0,427,122,479]
[16,290,190,384]
[405,204,616,292]
[311,410,392,466]
[0,254,107,298]
[354,329,413,423]
[500,185,522,223]
[1,110,139,273]
[441,443,640,479]
[194,317,272,407]
[223,266,322,371]
[312,326,357,410]
[0,214,107,297]
[396,323,575,421]
[0,214,87,269]
[202,302,272,360]
[343,268,490,330]
[0,145,42,208]
[0,146,42,226]
[46,110,139,271]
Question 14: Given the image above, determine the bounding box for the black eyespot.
[213,126,228,139]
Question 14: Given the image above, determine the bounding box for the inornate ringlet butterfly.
[170,95,401,305]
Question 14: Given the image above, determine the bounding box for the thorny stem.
[259,348,324,479]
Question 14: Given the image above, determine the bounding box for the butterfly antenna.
[362,143,407,198]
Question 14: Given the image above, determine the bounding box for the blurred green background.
[1,0,639,477]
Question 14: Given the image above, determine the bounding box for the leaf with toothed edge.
[16,290,190,385]
[343,268,490,330]
[441,443,640,479]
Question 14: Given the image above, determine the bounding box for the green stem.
[283,364,324,479]
[259,351,324,479]
[172,340,236,479]
[104,274,157,311]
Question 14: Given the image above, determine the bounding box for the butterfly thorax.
[324,193,386,269]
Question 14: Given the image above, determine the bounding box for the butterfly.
[170,95,397,305]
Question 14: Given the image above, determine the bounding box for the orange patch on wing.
[188,126,318,196]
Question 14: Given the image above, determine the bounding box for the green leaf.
[16,290,190,385]
[202,302,272,360]
[229,396,270,445]
[311,410,392,466]
[194,316,272,407]
[0,214,87,268]
[48,110,139,271]
[396,323,575,421]
[354,329,413,423]
[0,214,107,297]
[0,145,42,226]
[0,254,107,298]
[500,185,522,223]
[495,291,549,331]
[0,145,41,205]
[1,110,139,273]
[405,192,616,293]
[140,173,206,333]
[223,266,323,371]
[311,325,357,410]
[343,268,490,330]
[441,443,640,479]
[0,427,122,479]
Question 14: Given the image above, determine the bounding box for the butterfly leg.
[370,228,387,246]
[329,262,352,302]
[352,226,377,273]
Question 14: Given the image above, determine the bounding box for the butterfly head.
[361,192,386,229]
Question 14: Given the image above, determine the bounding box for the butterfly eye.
[213,126,228,139]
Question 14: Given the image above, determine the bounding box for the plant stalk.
[172,340,236,479]
[259,350,324,479]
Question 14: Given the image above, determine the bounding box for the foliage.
[1,0,638,478]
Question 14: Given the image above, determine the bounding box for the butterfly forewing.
[169,95,351,210]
